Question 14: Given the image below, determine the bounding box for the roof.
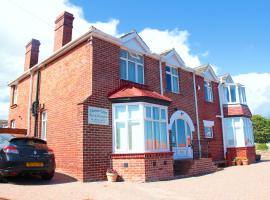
[195,64,219,82]
[108,86,172,103]
[194,64,209,74]
[218,73,234,83]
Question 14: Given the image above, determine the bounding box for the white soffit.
[120,32,150,54]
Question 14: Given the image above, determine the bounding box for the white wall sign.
[88,106,109,125]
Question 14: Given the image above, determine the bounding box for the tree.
[251,115,270,143]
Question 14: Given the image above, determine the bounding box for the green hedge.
[256,143,269,150]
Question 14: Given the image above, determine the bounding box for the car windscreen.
[10,138,47,146]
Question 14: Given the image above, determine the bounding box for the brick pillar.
[24,39,40,71]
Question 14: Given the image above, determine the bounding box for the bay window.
[166,66,179,93]
[113,103,169,153]
[224,117,254,147]
[204,81,213,102]
[120,49,144,84]
[223,84,247,104]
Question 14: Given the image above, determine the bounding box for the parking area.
[1,160,270,200]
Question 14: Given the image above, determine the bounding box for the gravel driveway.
[1,160,270,200]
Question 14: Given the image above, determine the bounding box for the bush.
[252,115,270,143]
[256,143,268,150]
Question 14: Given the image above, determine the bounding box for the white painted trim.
[203,120,214,127]
[120,31,150,53]
[169,110,195,132]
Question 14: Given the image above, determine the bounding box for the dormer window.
[120,49,144,84]
[223,84,246,104]
[204,81,213,102]
[166,66,179,93]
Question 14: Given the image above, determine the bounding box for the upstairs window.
[12,85,18,105]
[223,84,247,104]
[166,66,179,93]
[120,49,144,84]
[204,81,213,102]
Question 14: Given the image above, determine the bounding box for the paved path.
[1,160,270,200]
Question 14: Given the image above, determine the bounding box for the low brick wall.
[0,128,27,135]
[111,152,174,182]
[226,146,256,165]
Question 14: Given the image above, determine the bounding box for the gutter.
[193,72,202,158]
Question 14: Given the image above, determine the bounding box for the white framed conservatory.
[224,117,254,148]
[112,102,170,153]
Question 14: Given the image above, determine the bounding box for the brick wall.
[111,152,173,182]
[196,76,224,161]
[226,146,256,165]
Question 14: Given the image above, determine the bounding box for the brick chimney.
[24,39,40,71]
[53,11,74,51]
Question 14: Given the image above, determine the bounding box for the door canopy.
[169,110,195,132]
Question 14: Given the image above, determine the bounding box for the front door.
[171,119,193,159]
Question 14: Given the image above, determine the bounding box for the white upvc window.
[166,66,179,93]
[204,81,213,102]
[12,85,18,105]
[41,111,47,140]
[203,120,214,138]
[120,49,144,84]
[224,117,254,147]
[112,102,169,153]
[11,120,16,129]
[223,84,247,105]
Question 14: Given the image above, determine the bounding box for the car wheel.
[41,172,54,180]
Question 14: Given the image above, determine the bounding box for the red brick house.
[8,11,255,182]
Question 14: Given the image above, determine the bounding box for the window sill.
[205,100,214,104]
[10,104,17,109]
[165,90,181,95]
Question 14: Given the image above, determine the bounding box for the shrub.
[256,143,268,150]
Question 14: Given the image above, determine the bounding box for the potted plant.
[106,168,118,182]
[242,158,249,165]
[235,157,242,166]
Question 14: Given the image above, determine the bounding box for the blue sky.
[0,0,270,119]
[71,0,270,75]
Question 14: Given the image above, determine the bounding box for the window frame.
[223,84,247,105]
[112,102,169,153]
[203,120,214,139]
[12,85,18,105]
[165,66,180,94]
[204,80,213,102]
[41,111,47,140]
[120,49,144,84]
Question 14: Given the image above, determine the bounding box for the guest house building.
[8,11,255,182]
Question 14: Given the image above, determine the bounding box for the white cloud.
[233,73,270,118]
[0,0,119,119]
[139,28,201,68]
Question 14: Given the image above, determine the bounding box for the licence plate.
[26,162,44,167]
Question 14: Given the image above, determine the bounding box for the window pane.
[172,76,179,93]
[177,119,186,147]
[145,106,152,118]
[120,59,127,80]
[225,119,235,146]
[160,109,166,120]
[128,52,137,62]
[204,127,213,138]
[128,105,140,119]
[153,121,160,149]
[171,121,177,147]
[137,65,143,84]
[115,106,126,120]
[166,66,170,72]
[120,49,127,58]
[116,122,125,150]
[186,124,191,145]
[171,68,177,75]
[145,120,153,150]
[160,122,168,149]
[128,61,136,82]
[137,55,144,64]
[153,107,159,120]
[166,73,172,91]
[224,87,230,102]
[204,81,209,101]
[128,121,140,151]
[230,85,236,102]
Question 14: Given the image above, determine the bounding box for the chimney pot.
[24,39,40,71]
[53,11,74,51]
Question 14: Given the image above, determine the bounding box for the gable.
[203,69,216,81]
[120,32,150,54]
[225,75,234,83]
[162,49,185,67]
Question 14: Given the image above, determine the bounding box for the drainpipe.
[193,72,201,158]
[27,73,33,135]
[218,83,227,158]
[159,59,164,95]
[33,71,41,137]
